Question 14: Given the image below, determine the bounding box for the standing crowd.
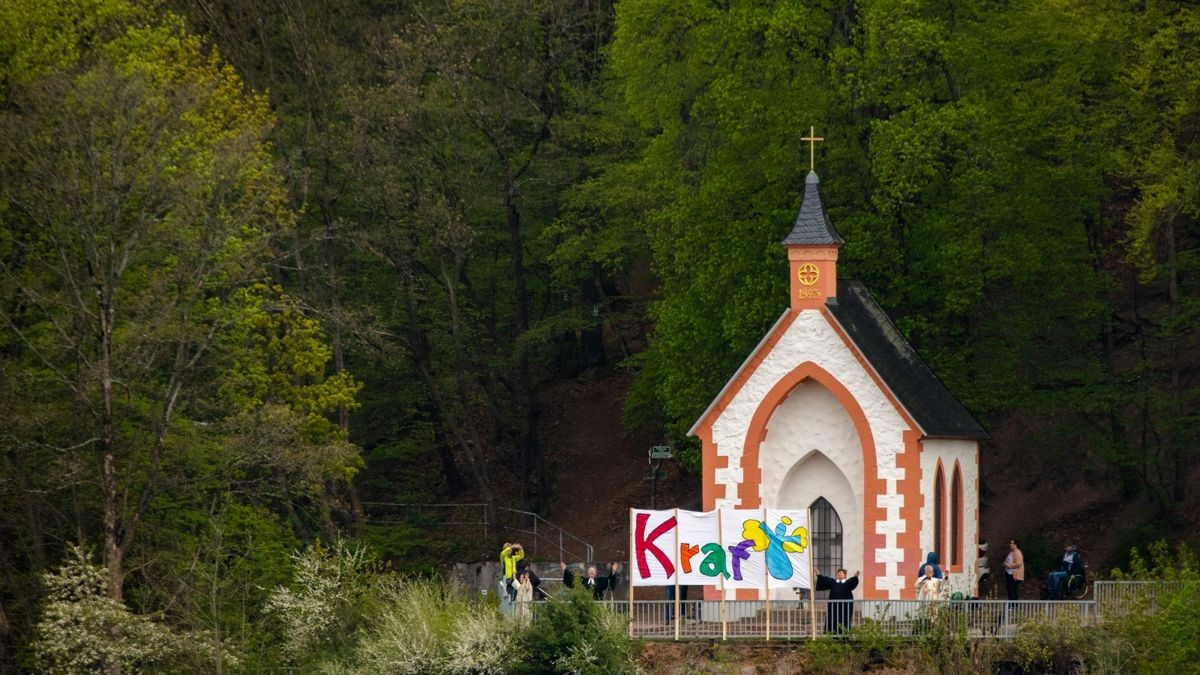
[499,541,622,622]
[806,539,1086,636]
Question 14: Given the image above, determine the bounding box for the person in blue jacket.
[915,551,943,579]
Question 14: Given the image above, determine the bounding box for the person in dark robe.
[815,568,860,635]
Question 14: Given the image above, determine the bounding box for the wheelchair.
[1045,565,1088,600]
[1063,568,1088,599]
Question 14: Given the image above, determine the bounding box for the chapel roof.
[782,171,844,246]
[827,281,989,440]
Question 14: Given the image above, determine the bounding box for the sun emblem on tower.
[796,263,820,286]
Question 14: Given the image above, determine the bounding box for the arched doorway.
[775,449,860,599]
[810,496,844,575]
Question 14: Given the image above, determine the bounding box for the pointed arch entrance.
[810,496,843,574]
[773,448,861,599]
[753,372,864,597]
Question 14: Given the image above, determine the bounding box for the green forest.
[0,0,1196,671]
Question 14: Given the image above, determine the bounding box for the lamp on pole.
[646,445,673,509]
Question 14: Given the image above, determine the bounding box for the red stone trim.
[896,430,924,598]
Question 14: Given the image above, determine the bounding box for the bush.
[1016,531,1055,580]
[262,538,376,664]
[1004,612,1094,674]
[518,588,638,675]
[33,545,214,673]
[1107,541,1200,674]
[1110,521,1170,571]
[806,637,866,674]
[330,576,518,675]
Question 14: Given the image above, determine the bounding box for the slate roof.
[827,281,989,439]
[782,171,844,246]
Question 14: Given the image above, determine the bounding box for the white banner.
[630,508,810,590]
[675,510,717,586]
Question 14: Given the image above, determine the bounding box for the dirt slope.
[538,371,699,563]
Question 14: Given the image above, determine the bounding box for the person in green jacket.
[501,542,524,601]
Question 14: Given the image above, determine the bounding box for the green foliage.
[3,0,1200,669]
[606,0,1197,513]
[517,588,638,675]
[360,523,442,577]
[843,618,902,666]
[123,499,297,669]
[219,285,362,422]
[258,542,528,672]
[1110,521,1171,571]
[1,0,368,668]
[1106,542,1200,673]
[611,0,842,444]
[0,0,151,86]
[1017,532,1056,580]
[1005,612,1096,675]
[1113,540,1199,581]
[806,637,867,674]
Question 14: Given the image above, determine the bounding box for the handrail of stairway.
[361,502,594,563]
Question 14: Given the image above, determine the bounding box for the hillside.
[538,372,699,564]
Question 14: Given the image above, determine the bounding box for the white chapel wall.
[918,438,980,596]
[708,309,913,598]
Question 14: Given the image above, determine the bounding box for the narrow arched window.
[809,497,843,576]
[934,464,945,565]
[951,465,963,568]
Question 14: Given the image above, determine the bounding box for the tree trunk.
[432,417,466,497]
[1164,218,1185,502]
[440,258,496,513]
[323,206,365,527]
[578,272,607,370]
[92,258,124,603]
[504,187,545,514]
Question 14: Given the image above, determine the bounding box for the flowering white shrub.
[444,602,517,674]
[33,546,189,674]
[334,577,517,675]
[263,537,373,663]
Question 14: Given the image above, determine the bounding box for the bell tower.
[783,129,843,310]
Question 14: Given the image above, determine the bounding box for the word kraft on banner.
[630,509,811,590]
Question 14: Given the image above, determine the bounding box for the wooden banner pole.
[673,508,681,641]
[628,508,634,638]
[809,507,818,639]
[764,507,771,641]
[719,508,727,641]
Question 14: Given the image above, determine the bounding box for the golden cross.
[800,126,824,172]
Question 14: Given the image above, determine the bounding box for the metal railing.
[623,598,1099,640]
[500,506,594,563]
[614,580,1200,640]
[1093,580,1187,616]
[362,502,594,562]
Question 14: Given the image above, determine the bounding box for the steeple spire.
[783,132,843,311]
[782,171,844,247]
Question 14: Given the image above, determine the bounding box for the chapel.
[689,146,988,601]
